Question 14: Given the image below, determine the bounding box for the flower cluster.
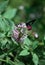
[12,22,39,43]
[12,22,28,42]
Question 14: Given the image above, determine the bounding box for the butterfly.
[26,19,36,30]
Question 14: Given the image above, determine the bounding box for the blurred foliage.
[0,0,45,65]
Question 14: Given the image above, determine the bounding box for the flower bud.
[18,5,24,10]
[34,33,39,38]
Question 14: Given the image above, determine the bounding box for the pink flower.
[12,29,20,40]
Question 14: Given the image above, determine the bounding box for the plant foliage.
[0,0,45,65]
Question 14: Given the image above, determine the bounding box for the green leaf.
[24,45,29,50]
[1,38,8,46]
[19,49,30,56]
[22,38,32,50]
[0,53,7,59]
[24,38,32,46]
[32,53,39,65]
[6,57,15,65]
[6,19,15,37]
[3,8,17,19]
[44,35,45,40]
[15,59,25,65]
[0,15,10,32]
[0,15,15,34]
[39,59,45,65]
[32,41,39,50]
[43,52,45,56]
[0,58,15,65]
[0,33,5,38]
[11,38,18,45]
[0,0,9,13]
